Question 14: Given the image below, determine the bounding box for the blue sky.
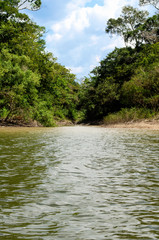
[26,0,153,80]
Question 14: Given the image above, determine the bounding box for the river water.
[0,126,159,240]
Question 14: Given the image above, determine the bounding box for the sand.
[103,120,159,130]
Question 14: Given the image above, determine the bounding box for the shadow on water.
[0,126,159,239]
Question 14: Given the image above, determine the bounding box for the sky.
[26,0,153,80]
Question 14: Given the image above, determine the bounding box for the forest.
[0,0,159,126]
[0,0,79,126]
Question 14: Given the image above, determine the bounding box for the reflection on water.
[0,126,159,240]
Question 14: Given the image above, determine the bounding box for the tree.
[105,5,149,47]
[0,0,80,125]
[139,0,159,10]
[0,49,40,121]
[140,14,159,44]
[0,0,41,11]
[18,0,41,10]
[78,41,159,121]
[121,63,159,110]
[91,47,141,86]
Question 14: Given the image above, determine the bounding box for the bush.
[121,63,159,109]
[33,101,56,127]
[0,107,9,119]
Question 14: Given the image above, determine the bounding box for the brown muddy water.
[0,126,159,240]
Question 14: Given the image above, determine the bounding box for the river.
[0,126,159,240]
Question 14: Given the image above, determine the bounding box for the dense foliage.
[106,6,149,47]
[0,0,79,126]
[79,3,159,122]
[0,0,159,126]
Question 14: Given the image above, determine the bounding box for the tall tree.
[105,5,149,47]
[140,14,159,44]
[139,0,159,10]
[18,0,41,10]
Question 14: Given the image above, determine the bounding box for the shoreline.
[0,120,159,130]
[0,119,74,128]
[102,120,159,130]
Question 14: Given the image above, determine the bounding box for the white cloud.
[51,8,90,36]
[46,33,62,43]
[90,35,99,45]
[42,0,140,78]
[69,66,84,74]
[95,55,101,63]
[102,37,125,50]
[66,0,92,10]
[50,0,131,40]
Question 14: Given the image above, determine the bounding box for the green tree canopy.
[105,5,149,47]
[0,0,79,126]
[79,42,159,121]
[140,14,159,44]
[0,48,40,121]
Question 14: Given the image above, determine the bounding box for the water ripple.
[0,126,159,239]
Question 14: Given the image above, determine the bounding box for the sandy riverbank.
[1,119,159,130]
[102,120,159,130]
[0,119,74,127]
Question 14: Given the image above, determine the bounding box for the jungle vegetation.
[0,0,159,126]
[79,0,159,123]
[0,0,79,126]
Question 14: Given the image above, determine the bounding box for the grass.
[103,108,158,125]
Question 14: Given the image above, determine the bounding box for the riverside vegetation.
[0,0,159,126]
